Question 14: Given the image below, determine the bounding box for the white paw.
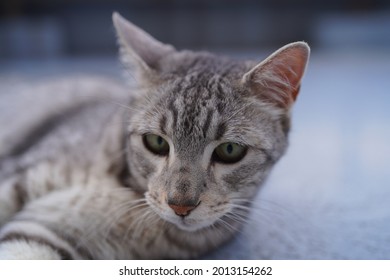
[0,240,61,260]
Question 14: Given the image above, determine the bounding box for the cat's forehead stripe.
[202,109,214,138]
[215,122,226,141]
[168,99,178,130]
[159,115,167,135]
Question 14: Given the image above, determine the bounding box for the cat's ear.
[112,12,175,75]
[242,42,310,109]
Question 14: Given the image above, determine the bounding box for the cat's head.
[113,13,309,232]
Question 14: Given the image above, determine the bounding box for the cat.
[0,12,309,259]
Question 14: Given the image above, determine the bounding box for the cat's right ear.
[113,12,175,76]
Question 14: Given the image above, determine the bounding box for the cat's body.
[0,13,309,259]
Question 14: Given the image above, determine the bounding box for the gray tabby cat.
[0,12,309,259]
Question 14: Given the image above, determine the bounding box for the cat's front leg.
[0,179,81,259]
[0,212,81,260]
[0,184,146,260]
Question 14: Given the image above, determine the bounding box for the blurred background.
[1,0,390,259]
[1,0,390,59]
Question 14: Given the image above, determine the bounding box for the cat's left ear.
[242,42,310,109]
[113,12,175,76]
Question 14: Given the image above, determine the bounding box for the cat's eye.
[213,142,247,164]
[143,134,170,156]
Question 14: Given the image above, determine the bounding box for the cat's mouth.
[154,205,216,232]
[167,215,214,232]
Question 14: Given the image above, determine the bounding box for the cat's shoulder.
[0,75,130,166]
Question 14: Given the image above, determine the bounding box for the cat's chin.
[164,215,215,232]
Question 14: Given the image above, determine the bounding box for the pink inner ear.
[245,43,309,109]
[278,47,308,86]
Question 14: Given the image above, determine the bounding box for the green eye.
[143,134,170,156]
[213,142,247,164]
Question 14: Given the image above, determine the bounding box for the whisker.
[230,197,291,217]
[205,223,226,248]
[224,212,247,228]
[110,101,144,114]
[122,205,149,243]
[216,217,240,234]
[79,197,148,247]
[128,208,158,241]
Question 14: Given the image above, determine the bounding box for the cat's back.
[0,75,130,179]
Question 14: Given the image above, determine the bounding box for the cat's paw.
[0,240,62,260]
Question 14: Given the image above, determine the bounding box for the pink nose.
[168,204,198,217]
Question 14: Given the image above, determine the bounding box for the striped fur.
[0,13,309,259]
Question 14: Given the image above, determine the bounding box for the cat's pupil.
[157,136,163,145]
[227,144,233,154]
